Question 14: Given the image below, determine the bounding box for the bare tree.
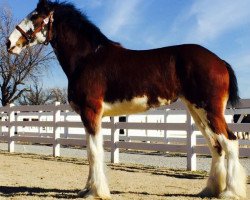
[17,79,68,105]
[0,6,55,106]
[17,80,52,105]
[50,87,68,104]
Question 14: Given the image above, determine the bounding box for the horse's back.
[104,44,228,105]
[133,44,230,110]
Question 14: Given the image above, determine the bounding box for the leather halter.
[16,11,54,46]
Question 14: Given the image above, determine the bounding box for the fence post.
[164,110,169,143]
[53,102,61,157]
[8,104,15,153]
[0,112,2,136]
[38,110,43,136]
[186,111,196,171]
[64,110,69,138]
[145,116,150,143]
[111,117,119,163]
[125,116,130,142]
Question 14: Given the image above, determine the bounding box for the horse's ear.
[38,0,48,6]
[37,0,51,12]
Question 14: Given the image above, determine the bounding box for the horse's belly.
[70,96,172,117]
[103,96,171,116]
[103,96,149,116]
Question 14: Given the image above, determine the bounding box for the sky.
[1,0,250,98]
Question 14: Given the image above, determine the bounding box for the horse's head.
[7,0,54,55]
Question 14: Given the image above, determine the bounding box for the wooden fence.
[0,100,249,171]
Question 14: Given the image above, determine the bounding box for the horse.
[6,0,246,199]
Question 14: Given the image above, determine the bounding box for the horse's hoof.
[78,188,92,198]
[219,190,240,200]
[198,187,215,198]
[78,189,111,200]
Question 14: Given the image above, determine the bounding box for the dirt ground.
[0,151,249,200]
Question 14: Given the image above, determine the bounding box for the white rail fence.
[0,100,249,171]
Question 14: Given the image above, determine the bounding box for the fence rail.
[0,100,249,171]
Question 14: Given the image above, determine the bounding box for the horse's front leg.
[78,99,111,199]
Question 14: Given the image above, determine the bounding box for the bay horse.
[7,0,246,199]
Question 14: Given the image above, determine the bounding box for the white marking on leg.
[182,98,226,197]
[78,106,110,199]
[182,98,215,142]
[205,150,226,196]
[86,133,111,199]
[80,106,109,198]
[217,134,247,199]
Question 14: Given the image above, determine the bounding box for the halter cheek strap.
[16,25,32,42]
[16,11,54,46]
[44,12,54,45]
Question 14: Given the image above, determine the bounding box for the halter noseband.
[16,11,54,46]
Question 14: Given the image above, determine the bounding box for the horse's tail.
[225,61,240,107]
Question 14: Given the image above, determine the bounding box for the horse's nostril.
[6,39,11,50]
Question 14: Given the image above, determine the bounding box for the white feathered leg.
[200,150,226,197]
[78,133,111,199]
[217,134,247,199]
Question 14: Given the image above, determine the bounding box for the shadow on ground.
[112,190,199,198]
[0,186,80,199]
[0,186,201,199]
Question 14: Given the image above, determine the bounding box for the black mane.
[42,1,119,48]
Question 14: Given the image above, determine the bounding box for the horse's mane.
[41,1,120,47]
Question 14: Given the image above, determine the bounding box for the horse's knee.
[81,100,103,134]
[82,114,101,134]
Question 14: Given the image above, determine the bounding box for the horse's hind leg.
[78,99,111,199]
[217,132,247,199]
[183,99,246,199]
[206,113,246,199]
[183,99,226,197]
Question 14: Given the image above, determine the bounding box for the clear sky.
[2,0,250,98]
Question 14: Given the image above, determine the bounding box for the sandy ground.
[0,151,249,200]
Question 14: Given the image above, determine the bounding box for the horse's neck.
[50,29,94,79]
